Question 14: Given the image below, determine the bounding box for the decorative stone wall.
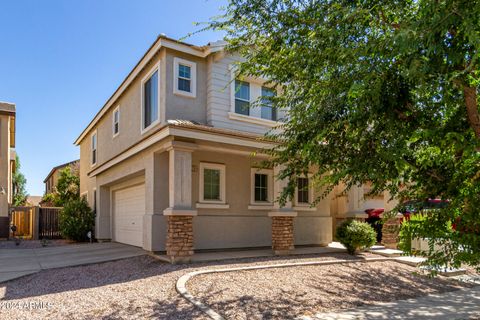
[382,215,402,249]
[271,216,295,254]
[166,215,194,263]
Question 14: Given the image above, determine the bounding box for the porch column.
[163,142,197,263]
[269,165,297,255]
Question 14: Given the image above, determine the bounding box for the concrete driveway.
[0,242,146,283]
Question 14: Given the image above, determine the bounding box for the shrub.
[59,198,95,242]
[336,220,377,255]
[398,213,429,254]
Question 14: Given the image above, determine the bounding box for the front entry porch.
[154,242,346,263]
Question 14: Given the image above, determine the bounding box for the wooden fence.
[9,206,63,240]
[9,207,34,238]
[38,207,62,239]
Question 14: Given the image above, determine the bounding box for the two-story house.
[43,159,79,194]
[0,102,16,238]
[75,36,333,262]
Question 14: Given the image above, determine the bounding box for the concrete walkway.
[302,286,480,320]
[0,242,146,283]
[156,242,347,263]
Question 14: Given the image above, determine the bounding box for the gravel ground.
[0,252,471,320]
[0,239,71,249]
[188,260,470,319]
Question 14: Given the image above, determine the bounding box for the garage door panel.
[113,184,145,247]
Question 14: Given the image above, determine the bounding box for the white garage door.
[113,184,145,247]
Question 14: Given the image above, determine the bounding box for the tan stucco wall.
[81,138,332,251]
[0,115,10,217]
[164,49,207,123]
[0,104,14,217]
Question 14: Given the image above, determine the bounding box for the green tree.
[210,0,480,269]
[12,155,28,206]
[55,165,80,206]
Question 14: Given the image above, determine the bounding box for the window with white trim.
[296,177,310,205]
[199,163,226,203]
[234,80,250,115]
[142,66,159,131]
[250,168,273,204]
[173,57,196,98]
[261,86,277,121]
[91,132,97,166]
[112,106,120,137]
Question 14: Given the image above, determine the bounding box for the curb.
[176,257,394,320]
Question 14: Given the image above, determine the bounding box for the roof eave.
[74,36,222,146]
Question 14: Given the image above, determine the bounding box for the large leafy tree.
[12,155,28,206]
[209,0,480,268]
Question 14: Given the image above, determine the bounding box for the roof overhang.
[87,123,275,177]
[74,36,226,146]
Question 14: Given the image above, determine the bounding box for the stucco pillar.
[345,185,368,221]
[269,165,297,255]
[95,185,111,241]
[0,116,10,218]
[163,142,197,263]
[143,152,166,252]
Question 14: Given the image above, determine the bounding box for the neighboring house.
[330,183,399,235]
[43,160,80,194]
[0,102,16,238]
[26,196,43,207]
[74,35,332,261]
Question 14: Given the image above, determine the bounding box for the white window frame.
[199,162,226,204]
[173,57,196,98]
[112,105,120,138]
[141,63,161,134]
[229,65,281,127]
[250,168,273,205]
[294,174,314,207]
[90,130,97,167]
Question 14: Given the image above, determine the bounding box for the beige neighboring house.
[43,160,80,194]
[75,35,332,261]
[0,102,16,238]
[330,183,399,235]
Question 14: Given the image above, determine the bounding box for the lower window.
[297,177,310,204]
[199,163,226,203]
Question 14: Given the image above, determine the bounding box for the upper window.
[199,163,226,203]
[112,106,120,137]
[261,87,277,121]
[142,65,159,131]
[173,57,196,98]
[91,132,97,166]
[297,177,310,204]
[250,168,273,204]
[234,80,250,115]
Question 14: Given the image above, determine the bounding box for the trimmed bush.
[336,220,377,255]
[59,198,95,242]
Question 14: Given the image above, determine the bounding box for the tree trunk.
[464,85,480,139]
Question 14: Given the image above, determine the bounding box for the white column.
[269,165,297,217]
[163,142,197,216]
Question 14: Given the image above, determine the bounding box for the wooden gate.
[38,207,62,239]
[9,207,34,238]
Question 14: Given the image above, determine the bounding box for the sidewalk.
[0,242,145,283]
[302,286,480,320]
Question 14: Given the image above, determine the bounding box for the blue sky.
[0,0,227,195]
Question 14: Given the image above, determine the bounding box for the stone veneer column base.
[166,215,194,264]
[269,211,297,255]
[382,214,403,249]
